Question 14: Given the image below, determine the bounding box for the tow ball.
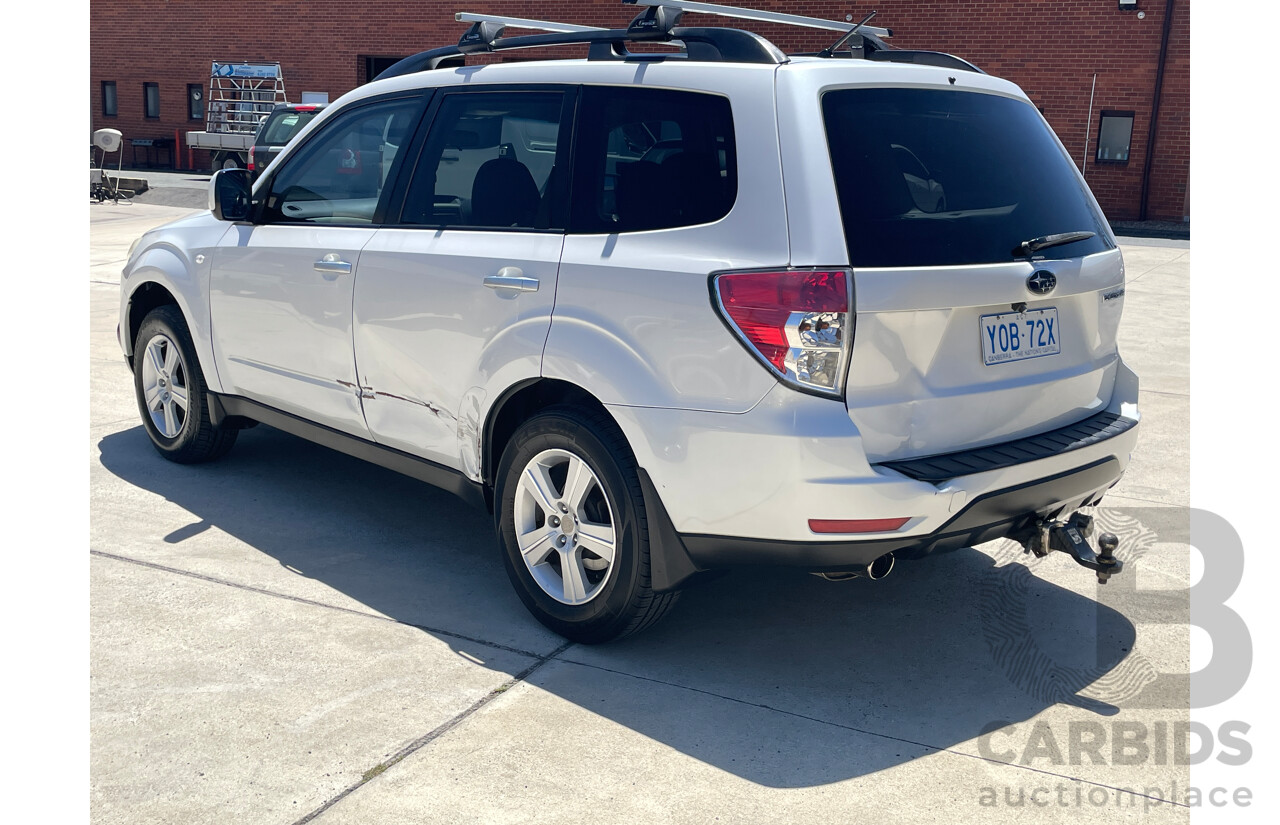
[1024,512,1123,584]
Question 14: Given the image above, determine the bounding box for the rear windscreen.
[822,88,1111,267]
[261,111,319,146]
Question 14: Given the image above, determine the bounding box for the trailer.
[185,62,288,170]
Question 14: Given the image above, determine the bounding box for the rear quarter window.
[570,87,737,234]
[822,88,1112,267]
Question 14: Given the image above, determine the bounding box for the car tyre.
[495,406,679,644]
[133,305,238,463]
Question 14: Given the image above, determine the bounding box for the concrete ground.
[90,203,1192,824]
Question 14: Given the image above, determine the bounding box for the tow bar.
[1025,512,1123,584]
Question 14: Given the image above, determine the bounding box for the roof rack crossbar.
[623,0,892,38]
[454,12,606,34]
[374,25,785,81]
[454,12,607,52]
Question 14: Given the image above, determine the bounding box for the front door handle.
[483,266,539,293]
[314,253,352,277]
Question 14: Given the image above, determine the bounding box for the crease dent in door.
[458,387,487,483]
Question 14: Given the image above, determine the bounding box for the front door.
[209,94,426,437]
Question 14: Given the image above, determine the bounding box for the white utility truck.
[185,62,288,170]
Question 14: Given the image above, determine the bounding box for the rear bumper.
[675,457,1121,572]
[611,358,1140,542]
[614,358,1140,590]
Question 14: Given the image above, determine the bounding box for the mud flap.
[637,468,715,592]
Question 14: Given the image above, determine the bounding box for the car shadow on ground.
[96,422,1139,789]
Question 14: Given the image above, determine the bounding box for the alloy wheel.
[512,448,618,605]
[140,334,190,438]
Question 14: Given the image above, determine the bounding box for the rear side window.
[261,110,320,146]
[571,87,737,234]
[822,88,1111,267]
[400,91,568,230]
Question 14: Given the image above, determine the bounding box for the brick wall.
[89,0,1188,220]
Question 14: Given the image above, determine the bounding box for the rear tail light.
[247,145,255,171]
[713,268,853,397]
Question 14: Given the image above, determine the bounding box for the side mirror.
[209,168,254,221]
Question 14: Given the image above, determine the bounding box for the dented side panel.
[352,228,564,472]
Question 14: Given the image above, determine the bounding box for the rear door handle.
[314,253,352,277]
[483,266,539,293]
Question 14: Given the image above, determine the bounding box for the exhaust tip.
[866,553,895,580]
[812,553,896,582]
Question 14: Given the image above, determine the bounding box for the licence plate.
[980,308,1060,366]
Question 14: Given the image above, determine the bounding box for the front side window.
[102,81,117,117]
[1095,111,1135,164]
[262,97,422,225]
[571,87,737,234]
[400,91,567,230]
[143,83,160,119]
[823,88,1111,267]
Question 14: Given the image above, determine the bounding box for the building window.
[144,83,160,118]
[101,81,117,117]
[362,55,407,84]
[1095,111,1134,164]
[188,84,204,121]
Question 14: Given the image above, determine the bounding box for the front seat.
[470,157,540,228]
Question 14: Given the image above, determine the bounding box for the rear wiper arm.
[1014,231,1096,257]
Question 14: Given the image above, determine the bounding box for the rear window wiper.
[1013,231,1096,257]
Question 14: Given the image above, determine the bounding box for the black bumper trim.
[673,457,1121,574]
[877,410,1137,483]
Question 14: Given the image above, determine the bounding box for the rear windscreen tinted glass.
[261,110,320,146]
[822,89,1111,267]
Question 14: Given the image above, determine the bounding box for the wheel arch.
[482,378,613,497]
[122,240,222,392]
[481,377,704,593]
[124,280,181,367]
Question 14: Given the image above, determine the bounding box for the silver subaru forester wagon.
[119,1,1140,642]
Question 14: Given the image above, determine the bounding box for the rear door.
[351,87,573,472]
[815,84,1123,462]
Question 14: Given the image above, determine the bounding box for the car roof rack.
[375,1,981,81]
[626,1,891,39]
[629,2,982,72]
[454,12,606,53]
